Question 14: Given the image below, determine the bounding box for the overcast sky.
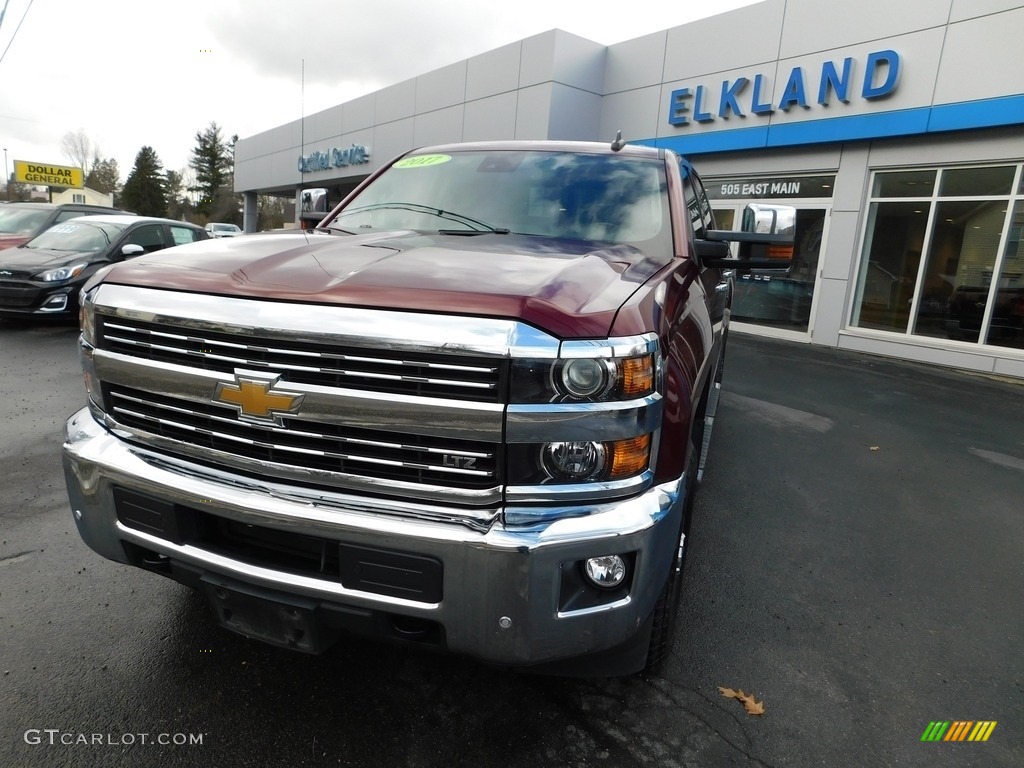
[0,0,759,185]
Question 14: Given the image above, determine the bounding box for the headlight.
[79,287,98,346]
[505,334,659,490]
[543,441,607,480]
[36,263,88,282]
[558,358,615,398]
[511,341,659,403]
[511,433,652,485]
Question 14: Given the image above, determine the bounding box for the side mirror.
[120,243,145,259]
[741,203,796,235]
[698,204,796,273]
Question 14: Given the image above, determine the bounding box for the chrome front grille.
[107,384,501,491]
[97,316,507,403]
[85,284,566,512]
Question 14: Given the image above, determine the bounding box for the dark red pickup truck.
[62,140,792,675]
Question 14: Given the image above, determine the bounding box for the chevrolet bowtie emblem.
[214,372,304,424]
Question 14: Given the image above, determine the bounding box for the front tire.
[642,446,699,674]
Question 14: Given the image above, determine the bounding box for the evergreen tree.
[4,175,31,201]
[189,121,232,219]
[257,195,288,231]
[85,157,121,197]
[164,169,194,222]
[121,146,167,217]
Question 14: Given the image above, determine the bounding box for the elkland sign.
[668,50,901,126]
[14,161,84,188]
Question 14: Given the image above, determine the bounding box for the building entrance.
[707,174,835,336]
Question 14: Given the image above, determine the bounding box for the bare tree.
[60,129,98,177]
[178,165,199,208]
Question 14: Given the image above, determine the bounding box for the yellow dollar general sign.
[14,160,84,188]
[921,721,997,742]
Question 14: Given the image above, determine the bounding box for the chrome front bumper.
[62,407,687,668]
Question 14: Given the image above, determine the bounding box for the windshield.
[326,150,670,248]
[209,223,239,232]
[0,207,50,235]
[24,221,126,252]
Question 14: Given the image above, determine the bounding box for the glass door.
[707,173,834,337]
[738,207,825,331]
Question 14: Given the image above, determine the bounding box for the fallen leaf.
[738,692,766,716]
[719,686,766,716]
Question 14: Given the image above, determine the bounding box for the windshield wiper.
[337,202,508,233]
[437,228,511,236]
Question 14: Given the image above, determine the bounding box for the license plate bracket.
[201,577,334,653]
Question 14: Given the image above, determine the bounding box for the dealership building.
[234,0,1024,379]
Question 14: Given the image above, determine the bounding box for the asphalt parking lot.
[1,320,1022,767]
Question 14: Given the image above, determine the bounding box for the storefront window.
[938,166,1014,197]
[854,164,1024,350]
[915,200,1006,339]
[853,202,929,332]
[871,170,935,198]
[985,201,1024,350]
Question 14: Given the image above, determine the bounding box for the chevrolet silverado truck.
[62,139,793,675]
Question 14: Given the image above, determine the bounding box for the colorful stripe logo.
[921,721,997,742]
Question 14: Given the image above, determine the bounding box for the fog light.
[40,294,69,312]
[584,555,627,588]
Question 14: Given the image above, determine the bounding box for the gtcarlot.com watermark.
[24,729,204,747]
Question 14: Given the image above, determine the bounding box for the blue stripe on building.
[642,94,1024,156]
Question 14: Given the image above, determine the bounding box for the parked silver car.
[205,222,242,237]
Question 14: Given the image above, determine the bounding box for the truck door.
[681,162,729,334]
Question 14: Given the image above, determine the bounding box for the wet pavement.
[1,320,1022,767]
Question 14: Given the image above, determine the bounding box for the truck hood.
[0,234,32,251]
[98,231,668,338]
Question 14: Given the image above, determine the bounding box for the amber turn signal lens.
[609,434,651,478]
[620,355,654,397]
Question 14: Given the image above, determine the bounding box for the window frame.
[851,162,1024,348]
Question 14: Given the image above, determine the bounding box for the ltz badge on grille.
[214,371,305,425]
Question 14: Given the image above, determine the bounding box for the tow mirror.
[697,204,796,273]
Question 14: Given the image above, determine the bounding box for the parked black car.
[945,284,1024,343]
[0,202,134,251]
[0,215,209,319]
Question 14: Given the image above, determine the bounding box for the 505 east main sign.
[668,49,901,126]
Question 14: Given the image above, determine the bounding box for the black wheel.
[642,446,699,674]
[714,327,729,387]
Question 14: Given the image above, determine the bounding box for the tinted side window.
[691,171,716,232]
[680,164,707,239]
[124,224,169,254]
